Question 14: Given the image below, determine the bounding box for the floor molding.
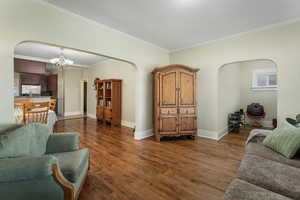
[87,113,136,129]
[134,129,153,140]
[121,120,135,129]
[86,113,96,119]
[197,128,229,141]
[197,129,218,140]
[64,111,83,117]
[217,127,228,140]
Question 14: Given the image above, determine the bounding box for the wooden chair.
[14,99,32,124]
[49,99,57,111]
[23,102,50,125]
[14,98,32,104]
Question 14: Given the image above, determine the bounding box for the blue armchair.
[0,123,89,200]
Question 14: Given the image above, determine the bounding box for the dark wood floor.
[54,118,251,200]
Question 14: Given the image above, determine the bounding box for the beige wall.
[86,59,136,126]
[63,68,85,115]
[54,65,86,116]
[0,0,169,140]
[171,21,300,139]
[218,63,241,133]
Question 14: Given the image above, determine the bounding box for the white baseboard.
[217,127,228,140]
[86,113,96,119]
[86,114,135,129]
[198,128,228,141]
[197,129,218,140]
[64,111,83,117]
[121,120,135,129]
[134,129,153,140]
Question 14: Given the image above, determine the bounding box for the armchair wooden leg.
[52,164,76,200]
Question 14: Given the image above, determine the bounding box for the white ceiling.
[41,0,300,50]
[14,42,107,66]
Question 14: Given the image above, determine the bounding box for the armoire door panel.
[160,72,177,106]
[159,117,178,134]
[179,117,197,132]
[179,71,195,106]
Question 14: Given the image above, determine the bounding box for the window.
[252,69,277,89]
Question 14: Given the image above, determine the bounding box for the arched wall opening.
[13,40,137,134]
[217,59,278,137]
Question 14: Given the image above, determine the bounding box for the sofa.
[225,132,300,200]
[0,123,89,200]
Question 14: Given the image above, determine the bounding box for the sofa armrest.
[46,133,80,154]
[0,155,57,183]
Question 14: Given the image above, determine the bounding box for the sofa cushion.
[225,178,292,200]
[0,123,51,158]
[237,154,300,199]
[51,148,89,183]
[246,140,300,168]
[263,121,300,158]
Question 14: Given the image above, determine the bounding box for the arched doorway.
[218,59,278,137]
[13,41,137,135]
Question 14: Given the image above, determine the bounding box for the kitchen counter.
[15,96,53,102]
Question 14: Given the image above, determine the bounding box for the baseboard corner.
[197,129,218,140]
[134,129,153,140]
[121,120,136,129]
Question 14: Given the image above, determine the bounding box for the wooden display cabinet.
[96,79,122,126]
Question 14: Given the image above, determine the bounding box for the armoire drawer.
[160,108,177,115]
[179,107,196,115]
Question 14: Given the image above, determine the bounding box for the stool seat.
[246,103,265,127]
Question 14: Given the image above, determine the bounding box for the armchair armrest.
[0,155,57,183]
[46,133,80,154]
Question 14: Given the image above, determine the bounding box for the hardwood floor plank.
[54,118,251,200]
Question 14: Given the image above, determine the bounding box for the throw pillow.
[263,121,300,158]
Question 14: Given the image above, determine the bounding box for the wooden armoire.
[152,65,199,141]
[96,79,122,126]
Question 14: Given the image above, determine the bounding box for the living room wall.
[170,20,300,139]
[218,63,241,138]
[86,59,136,128]
[62,68,86,116]
[0,0,169,140]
